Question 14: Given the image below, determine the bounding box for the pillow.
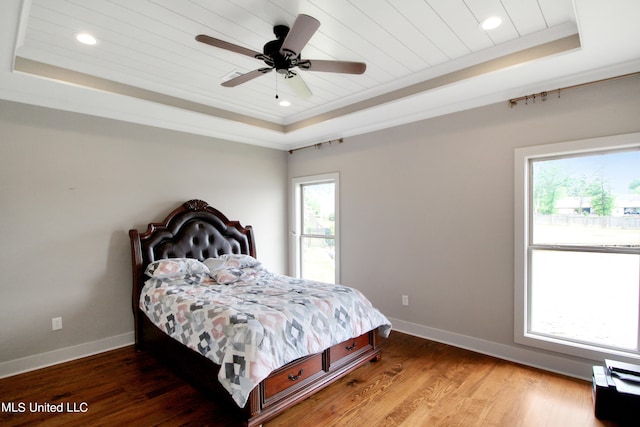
[145,258,210,278]
[218,254,261,269]
[203,257,226,272]
[153,273,209,286]
[204,254,261,284]
[210,267,245,285]
[210,266,263,285]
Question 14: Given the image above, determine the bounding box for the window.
[515,133,640,362]
[291,173,339,283]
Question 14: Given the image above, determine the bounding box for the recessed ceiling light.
[76,33,97,45]
[279,100,291,107]
[481,16,502,31]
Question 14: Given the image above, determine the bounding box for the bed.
[129,199,391,426]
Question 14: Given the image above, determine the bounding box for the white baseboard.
[389,318,594,382]
[1,322,596,383]
[0,332,135,379]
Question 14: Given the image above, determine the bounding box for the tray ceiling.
[2,0,639,150]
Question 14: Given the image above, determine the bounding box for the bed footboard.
[139,313,381,426]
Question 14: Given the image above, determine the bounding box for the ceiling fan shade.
[279,14,320,58]
[196,13,366,96]
[299,59,366,74]
[284,72,312,99]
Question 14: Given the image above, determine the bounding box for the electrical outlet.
[52,317,62,331]
[402,295,409,306]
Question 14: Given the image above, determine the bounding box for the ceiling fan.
[195,14,366,99]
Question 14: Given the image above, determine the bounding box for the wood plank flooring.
[0,332,618,426]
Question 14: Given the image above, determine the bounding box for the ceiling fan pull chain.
[275,71,279,99]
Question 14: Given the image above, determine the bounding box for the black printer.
[592,359,640,425]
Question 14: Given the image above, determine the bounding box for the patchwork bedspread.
[140,267,391,407]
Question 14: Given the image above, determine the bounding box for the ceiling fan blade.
[299,59,366,74]
[196,34,262,59]
[284,71,312,99]
[280,14,320,58]
[222,67,272,87]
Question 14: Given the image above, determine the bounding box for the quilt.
[140,259,391,407]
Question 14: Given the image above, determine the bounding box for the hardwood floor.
[0,332,618,426]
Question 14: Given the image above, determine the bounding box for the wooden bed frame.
[129,199,382,426]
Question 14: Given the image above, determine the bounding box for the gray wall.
[288,77,640,373]
[0,100,288,365]
[1,75,638,377]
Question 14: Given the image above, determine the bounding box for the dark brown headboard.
[129,199,255,346]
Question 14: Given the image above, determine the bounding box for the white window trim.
[290,173,340,282]
[514,132,640,363]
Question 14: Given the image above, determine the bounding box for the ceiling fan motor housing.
[263,25,300,73]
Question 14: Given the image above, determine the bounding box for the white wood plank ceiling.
[3,0,639,149]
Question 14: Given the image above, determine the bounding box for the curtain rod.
[288,138,343,154]
[508,71,640,107]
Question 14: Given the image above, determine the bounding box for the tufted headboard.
[129,199,255,345]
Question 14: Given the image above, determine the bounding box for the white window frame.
[514,132,640,363]
[290,173,340,282]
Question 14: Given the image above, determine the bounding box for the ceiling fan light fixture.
[75,32,97,45]
[279,100,291,107]
[481,16,502,31]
